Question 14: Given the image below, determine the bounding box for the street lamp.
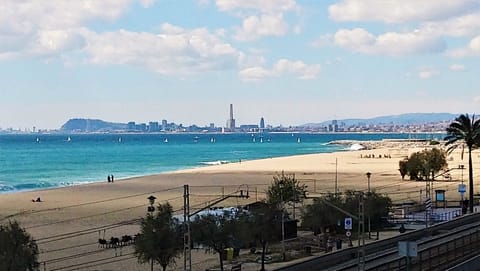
[365,172,372,239]
[280,185,286,261]
[147,195,156,213]
[366,172,371,193]
[146,195,157,271]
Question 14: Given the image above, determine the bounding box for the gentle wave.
[200,160,231,165]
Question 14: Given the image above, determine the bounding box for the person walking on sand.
[107,175,111,183]
[111,175,114,183]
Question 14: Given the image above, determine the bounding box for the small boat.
[252,137,256,143]
[66,136,71,142]
[210,137,215,143]
[36,137,40,143]
[193,136,199,143]
[164,138,168,143]
[297,137,301,143]
[118,137,122,143]
[260,137,263,143]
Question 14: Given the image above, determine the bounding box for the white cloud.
[139,0,156,8]
[417,68,438,79]
[420,12,480,38]
[85,24,242,75]
[447,35,480,57]
[0,1,132,31]
[0,0,152,59]
[238,67,273,82]
[273,59,320,79]
[239,59,320,81]
[215,0,297,14]
[333,28,445,56]
[234,14,289,41]
[328,0,478,23]
[449,64,466,71]
[215,0,299,41]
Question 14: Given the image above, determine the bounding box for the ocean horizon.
[0,133,444,194]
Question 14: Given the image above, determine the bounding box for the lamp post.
[459,165,465,201]
[147,195,156,271]
[147,195,156,213]
[366,172,371,194]
[365,172,371,239]
[280,185,286,261]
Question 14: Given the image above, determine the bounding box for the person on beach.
[110,175,114,183]
[107,175,111,183]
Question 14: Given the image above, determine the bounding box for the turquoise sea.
[0,133,443,193]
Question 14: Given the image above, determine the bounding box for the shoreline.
[1,140,479,270]
[0,139,439,195]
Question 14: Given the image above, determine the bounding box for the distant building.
[148,122,159,132]
[161,120,167,131]
[226,104,236,130]
[240,124,259,132]
[328,120,338,132]
[136,123,147,132]
[260,117,265,129]
[127,121,136,131]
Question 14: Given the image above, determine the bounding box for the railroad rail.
[275,213,480,271]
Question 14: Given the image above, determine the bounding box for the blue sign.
[344,217,352,230]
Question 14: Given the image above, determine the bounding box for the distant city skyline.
[1,1,479,130]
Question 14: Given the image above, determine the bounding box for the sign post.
[344,217,352,247]
[398,241,418,271]
[344,217,352,230]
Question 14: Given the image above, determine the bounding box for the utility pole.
[183,185,249,271]
[183,185,191,271]
[425,176,431,228]
[357,192,365,271]
[335,158,338,198]
[366,172,371,239]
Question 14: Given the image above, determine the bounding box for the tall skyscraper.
[260,117,265,129]
[226,104,236,130]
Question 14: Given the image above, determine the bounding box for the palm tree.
[445,114,480,213]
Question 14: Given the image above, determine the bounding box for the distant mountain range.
[301,113,459,127]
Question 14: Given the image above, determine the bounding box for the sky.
[1,0,480,130]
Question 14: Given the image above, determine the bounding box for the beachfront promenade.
[1,142,479,270]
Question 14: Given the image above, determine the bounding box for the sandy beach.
[1,141,479,271]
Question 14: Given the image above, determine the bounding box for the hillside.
[302,113,458,127]
[60,119,127,132]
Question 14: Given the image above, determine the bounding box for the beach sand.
[1,142,479,270]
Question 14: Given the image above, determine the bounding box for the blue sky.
[1,0,479,130]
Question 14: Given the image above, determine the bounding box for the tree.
[399,159,408,180]
[240,204,282,271]
[190,211,240,271]
[398,148,447,181]
[302,193,343,235]
[0,220,39,271]
[134,203,182,271]
[445,114,480,213]
[302,191,391,240]
[266,172,307,207]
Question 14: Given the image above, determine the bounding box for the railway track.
[276,213,480,271]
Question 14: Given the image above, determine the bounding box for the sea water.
[0,133,442,193]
